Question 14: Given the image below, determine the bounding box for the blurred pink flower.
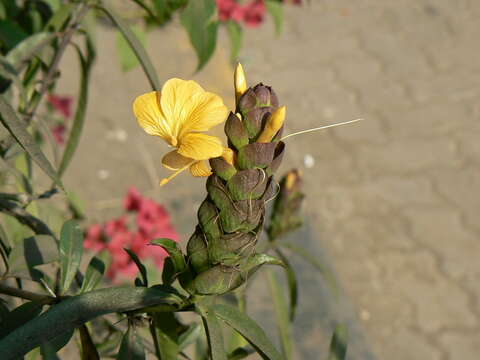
[84,224,106,252]
[124,186,142,211]
[52,124,67,145]
[47,94,73,118]
[217,0,245,22]
[84,187,179,282]
[243,0,266,27]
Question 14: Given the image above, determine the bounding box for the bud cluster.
[184,74,286,295]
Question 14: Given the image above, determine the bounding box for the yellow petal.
[189,161,212,177]
[160,78,228,138]
[222,148,235,165]
[162,150,194,170]
[257,106,286,143]
[234,63,248,103]
[133,92,174,143]
[177,133,224,161]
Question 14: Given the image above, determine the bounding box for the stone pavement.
[58,0,480,359]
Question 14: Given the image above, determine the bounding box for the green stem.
[0,284,55,304]
[0,286,180,359]
[23,3,91,123]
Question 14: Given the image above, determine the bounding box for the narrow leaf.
[41,329,74,357]
[8,235,58,279]
[228,348,253,360]
[266,1,284,35]
[116,24,147,72]
[201,308,227,360]
[180,0,218,71]
[275,248,297,320]
[179,323,202,351]
[0,286,183,358]
[267,270,293,359]
[118,327,145,360]
[57,36,95,178]
[80,255,106,293]
[153,312,180,360]
[327,325,348,360]
[124,248,148,287]
[0,95,61,187]
[59,219,83,294]
[79,324,100,360]
[213,304,283,360]
[226,21,242,63]
[150,238,186,274]
[280,242,338,296]
[6,32,56,71]
[44,4,74,31]
[0,301,43,339]
[99,4,160,90]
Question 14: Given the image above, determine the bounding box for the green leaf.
[280,242,338,297]
[79,324,100,360]
[213,304,283,360]
[59,219,83,294]
[0,20,28,49]
[6,32,55,71]
[0,286,183,358]
[0,222,10,275]
[201,308,227,360]
[0,301,43,340]
[266,1,284,35]
[327,325,348,360]
[150,238,187,274]
[116,24,147,72]
[179,323,202,351]
[118,327,145,360]
[0,95,61,187]
[228,348,253,360]
[153,312,180,360]
[57,35,95,178]
[44,4,74,31]
[80,254,106,293]
[8,235,58,279]
[226,21,242,63]
[274,248,297,320]
[99,3,160,90]
[180,0,218,71]
[267,270,293,359]
[124,248,148,287]
[40,329,74,357]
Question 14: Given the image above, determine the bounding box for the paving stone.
[439,332,480,360]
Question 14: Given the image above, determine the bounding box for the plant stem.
[0,284,55,304]
[24,3,91,124]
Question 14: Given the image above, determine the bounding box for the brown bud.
[237,142,277,170]
[225,112,249,150]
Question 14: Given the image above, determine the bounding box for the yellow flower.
[133,78,228,186]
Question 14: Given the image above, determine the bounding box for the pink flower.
[243,0,266,27]
[84,188,180,282]
[124,186,143,211]
[217,0,244,22]
[52,124,67,145]
[84,224,107,252]
[47,94,73,118]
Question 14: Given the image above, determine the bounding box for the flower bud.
[234,63,248,104]
[257,106,286,143]
[225,112,249,150]
[267,169,305,240]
